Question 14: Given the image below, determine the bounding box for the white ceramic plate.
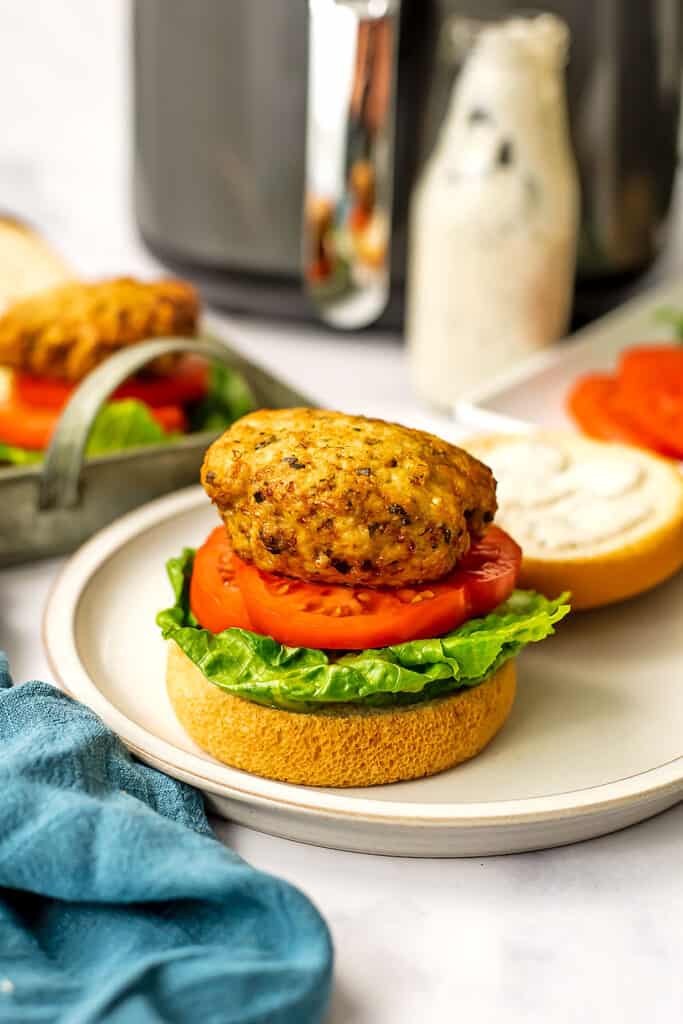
[454,277,683,434]
[43,487,683,857]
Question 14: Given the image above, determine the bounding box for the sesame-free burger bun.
[166,641,517,788]
[467,433,683,610]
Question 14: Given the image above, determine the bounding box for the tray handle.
[38,336,247,511]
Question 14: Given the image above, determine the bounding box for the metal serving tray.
[0,333,310,566]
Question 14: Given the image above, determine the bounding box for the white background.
[1,4,682,1022]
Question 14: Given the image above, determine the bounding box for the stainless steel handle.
[38,337,231,510]
[36,333,309,512]
[38,333,316,512]
[304,0,400,329]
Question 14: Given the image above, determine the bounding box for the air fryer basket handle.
[303,0,401,329]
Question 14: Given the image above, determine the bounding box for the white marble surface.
[1,4,683,1022]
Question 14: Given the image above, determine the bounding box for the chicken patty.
[201,408,497,587]
[0,277,198,381]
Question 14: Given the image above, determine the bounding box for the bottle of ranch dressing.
[407,14,579,409]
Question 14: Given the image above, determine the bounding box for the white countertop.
[1,4,683,1022]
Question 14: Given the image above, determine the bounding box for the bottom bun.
[166,642,517,787]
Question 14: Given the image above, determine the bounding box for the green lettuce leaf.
[654,306,683,341]
[189,363,254,433]
[0,443,43,466]
[86,399,172,455]
[157,548,570,712]
[157,547,199,632]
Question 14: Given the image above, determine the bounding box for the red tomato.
[12,374,73,411]
[0,393,186,450]
[0,395,60,449]
[149,404,187,434]
[618,345,683,392]
[451,527,522,616]
[626,395,683,457]
[566,373,678,457]
[612,348,683,458]
[115,357,208,408]
[192,525,521,650]
[190,527,253,632]
[15,356,209,411]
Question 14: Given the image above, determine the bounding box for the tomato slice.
[150,404,187,434]
[15,356,209,411]
[116,356,208,408]
[0,395,61,449]
[233,563,468,650]
[196,525,521,650]
[12,374,74,411]
[618,345,683,392]
[612,347,683,458]
[0,394,186,450]
[621,388,683,458]
[566,373,678,456]
[451,527,522,616]
[190,526,253,632]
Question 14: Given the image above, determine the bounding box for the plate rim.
[42,486,683,829]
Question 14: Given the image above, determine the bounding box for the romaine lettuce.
[0,443,43,466]
[654,306,683,340]
[157,548,570,712]
[86,399,170,454]
[190,363,254,432]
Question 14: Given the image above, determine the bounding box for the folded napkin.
[0,653,332,1023]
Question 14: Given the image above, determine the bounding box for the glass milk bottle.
[407,14,579,409]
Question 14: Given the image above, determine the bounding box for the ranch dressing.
[407,15,579,409]
[484,440,653,552]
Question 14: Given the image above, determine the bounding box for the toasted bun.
[166,642,516,787]
[0,217,72,314]
[467,433,683,609]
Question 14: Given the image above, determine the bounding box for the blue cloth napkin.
[0,652,332,1023]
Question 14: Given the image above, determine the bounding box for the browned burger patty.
[0,277,199,381]
[201,408,497,587]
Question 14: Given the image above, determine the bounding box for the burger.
[157,408,569,788]
[0,277,252,465]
